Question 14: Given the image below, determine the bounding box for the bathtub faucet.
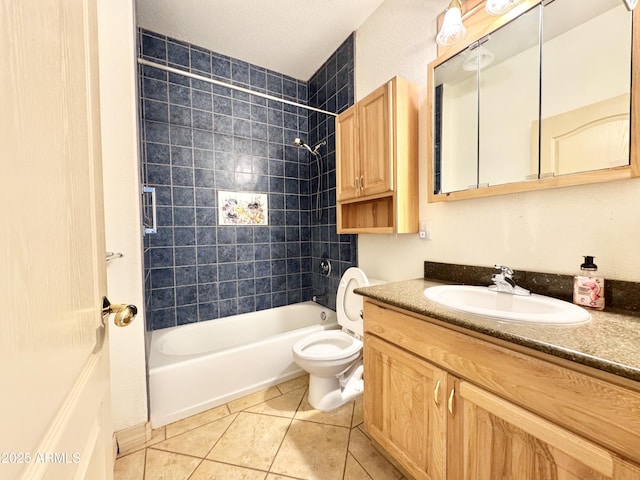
[312,293,327,302]
[490,265,530,296]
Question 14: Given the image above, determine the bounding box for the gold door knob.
[102,297,137,327]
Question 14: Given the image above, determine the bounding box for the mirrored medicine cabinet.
[427,0,640,202]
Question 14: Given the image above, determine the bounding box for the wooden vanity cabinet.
[363,300,640,480]
[452,380,640,479]
[336,76,418,234]
[364,335,447,480]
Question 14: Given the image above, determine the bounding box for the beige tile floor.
[114,375,408,480]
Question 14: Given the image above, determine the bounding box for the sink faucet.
[490,265,530,296]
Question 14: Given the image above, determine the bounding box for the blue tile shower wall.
[139,30,357,329]
[308,34,358,310]
[139,29,314,329]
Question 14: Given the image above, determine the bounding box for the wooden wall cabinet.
[336,76,418,234]
[363,301,640,480]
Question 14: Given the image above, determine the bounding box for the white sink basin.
[424,285,591,325]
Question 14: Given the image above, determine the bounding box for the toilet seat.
[293,330,362,362]
[336,267,369,337]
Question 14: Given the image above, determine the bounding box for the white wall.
[98,0,149,431]
[355,0,640,282]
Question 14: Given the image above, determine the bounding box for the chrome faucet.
[490,265,530,296]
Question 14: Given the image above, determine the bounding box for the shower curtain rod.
[137,58,338,117]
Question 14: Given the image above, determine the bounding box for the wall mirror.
[428,0,638,201]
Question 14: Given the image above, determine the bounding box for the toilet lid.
[337,267,369,336]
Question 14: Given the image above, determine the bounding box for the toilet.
[293,267,381,411]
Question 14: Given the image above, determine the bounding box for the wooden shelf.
[337,196,395,233]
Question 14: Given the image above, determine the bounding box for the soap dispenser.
[573,256,604,310]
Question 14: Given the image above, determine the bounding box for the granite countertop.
[355,278,640,383]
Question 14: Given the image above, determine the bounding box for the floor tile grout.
[114,375,403,480]
[264,385,307,477]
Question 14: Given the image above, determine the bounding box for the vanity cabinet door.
[364,334,447,480]
[456,381,625,480]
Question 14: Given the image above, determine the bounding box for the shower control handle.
[320,259,332,277]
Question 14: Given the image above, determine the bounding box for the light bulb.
[436,4,467,46]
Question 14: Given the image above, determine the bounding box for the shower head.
[293,137,313,154]
[292,138,326,154]
[292,137,326,222]
[312,140,326,153]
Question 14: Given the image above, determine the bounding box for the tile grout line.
[197,409,239,465]
[164,403,231,439]
[142,447,148,480]
[263,385,308,478]
[128,377,373,480]
[339,402,356,480]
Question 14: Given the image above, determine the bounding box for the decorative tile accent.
[218,191,268,225]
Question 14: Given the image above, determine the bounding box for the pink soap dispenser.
[573,256,605,311]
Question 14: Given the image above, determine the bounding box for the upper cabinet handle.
[434,380,441,407]
[448,387,455,415]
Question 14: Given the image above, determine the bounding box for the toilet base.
[307,361,364,411]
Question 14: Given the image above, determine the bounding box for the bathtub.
[148,301,337,427]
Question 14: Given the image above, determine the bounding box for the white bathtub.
[148,301,337,427]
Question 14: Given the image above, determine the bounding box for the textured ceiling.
[136,0,386,80]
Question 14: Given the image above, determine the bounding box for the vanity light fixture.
[436,0,467,46]
[623,0,638,10]
[485,0,521,16]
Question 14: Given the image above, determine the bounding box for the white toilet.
[293,267,380,411]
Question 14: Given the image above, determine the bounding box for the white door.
[0,0,113,479]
